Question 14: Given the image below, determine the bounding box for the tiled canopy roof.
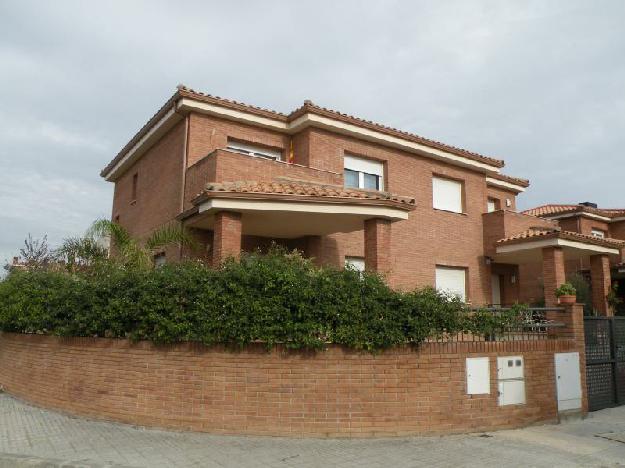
[102,85,518,177]
[193,180,416,209]
[523,204,625,219]
[497,227,625,250]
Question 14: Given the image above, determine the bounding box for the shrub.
[555,282,576,297]
[0,248,521,351]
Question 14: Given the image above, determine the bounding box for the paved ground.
[0,393,624,467]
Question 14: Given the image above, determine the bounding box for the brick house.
[101,85,624,313]
[516,203,625,315]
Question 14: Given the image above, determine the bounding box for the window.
[226,140,282,160]
[154,252,166,268]
[343,155,384,191]
[487,198,500,213]
[591,228,606,238]
[345,256,365,272]
[433,177,463,213]
[435,266,467,301]
[131,173,138,202]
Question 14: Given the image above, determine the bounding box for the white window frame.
[433,176,464,214]
[487,198,498,213]
[435,266,467,301]
[226,140,283,161]
[591,228,606,239]
[344,155,384,191]
[345,256,365,272]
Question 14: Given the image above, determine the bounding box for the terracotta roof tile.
[287,100,505,168]
[523,204,625,219]
[102,85,512,178]
[497,227,625,249]
[195,181,416,209]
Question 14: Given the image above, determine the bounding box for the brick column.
[543,246,565,307]
[364,218,391,274]
[590,254,612,316]
[306,235,323,267]
[212,211,242,266]
[546,303,588,415]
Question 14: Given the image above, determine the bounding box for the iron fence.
[426,307,565,343]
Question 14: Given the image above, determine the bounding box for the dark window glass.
[344,169,359,188]
[363,173,379,190]
[131,173,138,201]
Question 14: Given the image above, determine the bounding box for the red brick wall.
[212,211,242,265]
[486,186,517,212]
[184,150,342,210]
[364,218,391,274]
[0,333,579,437]
[590,254,611,315]
[187,113,289,167]
[286,128,518,302]
[543,247,566,307]
[111,120,186,240]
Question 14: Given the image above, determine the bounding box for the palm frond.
[145,224,198,252]
[87,219,132,251]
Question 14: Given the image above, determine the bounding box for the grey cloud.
[1,0,624,265]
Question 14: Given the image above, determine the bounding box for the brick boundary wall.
[0,330,583,437]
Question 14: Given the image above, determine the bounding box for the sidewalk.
[1,393,624,467]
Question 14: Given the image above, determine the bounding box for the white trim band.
[496,238,620,256]
[198,198,409,221]
[485,177,526,193]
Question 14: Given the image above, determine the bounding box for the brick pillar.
[543,246,565,307]
[212,211,242,266]
[364,218,391,274]
[546,303,588,415]
[306,235,323,267]
[590,254,612,316]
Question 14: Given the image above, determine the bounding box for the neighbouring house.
[518,203,625,315]
[100,85,625,313]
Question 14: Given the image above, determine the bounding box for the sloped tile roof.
[286,99,505,168]
[102,85,512,178]
[497,227,625,249]
[523,204,625,219]
[193,180,416,210]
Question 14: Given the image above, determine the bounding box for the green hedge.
[0,249,520,351]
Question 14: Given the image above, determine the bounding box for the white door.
[491,274,501,307]
[555,352,582,412]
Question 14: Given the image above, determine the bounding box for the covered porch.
[180,180,415,273]
[494,228,625,315]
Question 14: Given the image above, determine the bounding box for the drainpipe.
[178,110,190,259]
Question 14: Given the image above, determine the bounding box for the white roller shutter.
[226,140,282,160]
[435,266,467,301]
[433,177,463,213]
[344,155,384,190]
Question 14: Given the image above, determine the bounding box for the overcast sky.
[1,0,624,265]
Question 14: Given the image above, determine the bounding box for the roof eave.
[192,190,416,212]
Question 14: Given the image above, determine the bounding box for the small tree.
[55,236,109,272]
[86,219,197,269]
[17,234,53,270]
